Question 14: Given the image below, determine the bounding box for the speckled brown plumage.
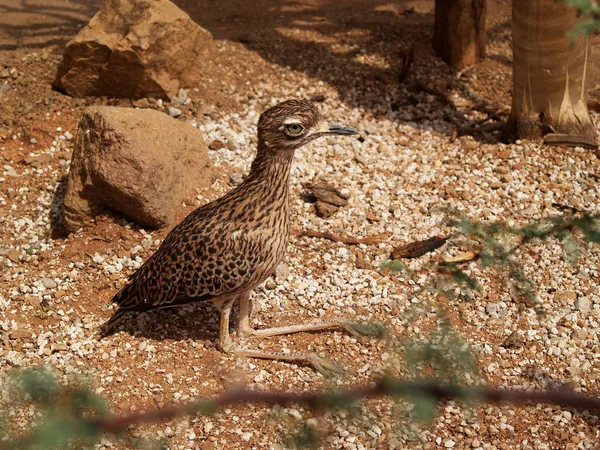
[100,100,360,374]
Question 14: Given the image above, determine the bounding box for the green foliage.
[1,367,108,450]
[285,425,321,449]
[561,0,600,36]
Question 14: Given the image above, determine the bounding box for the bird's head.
[257,100,358,154]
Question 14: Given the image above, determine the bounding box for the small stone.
[575,297,591,313]
[315,201,338,218]
[10,329,33,340]
[201,442,215,450]
[7,250,20,262]
[274,264,290,282]
[444,440,455,448]
[288,409,302,420]
[133,98,150,108]
[4,165,18,177]
[306,418,318,428]
[471,438,481,448]
[167,106,182,117]
[42,277,57,289]
[226,140,238,151]
[501,331,523,348]
[485,302,498,315]
[57,151,73,160]
[241,432,252,441]
[171,88,188,105]
[556,291,577,302]
[209,139,226,150]
[489,181,502,189]
[265,279,277,290]
[229,172,244,186]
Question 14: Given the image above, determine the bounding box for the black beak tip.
[328,123,360,136]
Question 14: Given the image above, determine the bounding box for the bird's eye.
[285,123,304,136]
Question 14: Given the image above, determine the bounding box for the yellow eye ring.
[285,123,304,136]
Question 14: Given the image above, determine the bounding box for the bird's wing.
[112,223,277,310]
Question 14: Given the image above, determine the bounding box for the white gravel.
[1,22,600,450]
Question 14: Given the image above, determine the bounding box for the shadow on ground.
[0,0,103,50]
[172,0,511,141]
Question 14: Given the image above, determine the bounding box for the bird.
[100,99,362,374]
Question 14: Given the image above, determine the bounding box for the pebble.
[7,249,20,262]
[575,297,591,313]
[171,88,188,105]
[241,432,252,441]
[4,165,18,177]
[42,277,57,289]
[288,409,302,420]
[10,329,33,340]
[167,106,182,118]
[274,263,290,282]
[556,291,577,302]
[485,302,498,315]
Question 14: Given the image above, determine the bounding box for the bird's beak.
[315,122,360,136]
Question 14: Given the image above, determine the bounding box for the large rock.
[60,106,212,233]
[53,0,212,99]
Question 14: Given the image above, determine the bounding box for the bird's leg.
[228,291,343,374]
[218,298,237,352]
[238,291,362,338]
[238,291,252,337]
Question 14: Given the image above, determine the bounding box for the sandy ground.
[1,1,599,449]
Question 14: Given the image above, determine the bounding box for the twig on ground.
[398,46,415,83]
[390,235,448,259]
[294,229,392,245]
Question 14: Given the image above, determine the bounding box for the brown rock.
[208,139,226,150]
[60,106,213,233]
[133,98,150,109]
[7,249,20,263]
[315,201,338,218]
[303,182,349,207]
[10,329,33,340]
[53,0,212,99]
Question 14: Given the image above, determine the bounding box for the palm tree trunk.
[433,0,487,70]
[503,0,596,142]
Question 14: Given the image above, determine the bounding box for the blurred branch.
[5,375,600,449]
[78,379,600,434]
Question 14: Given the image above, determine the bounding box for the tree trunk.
[503,0,596,142]
[433,0,487,70]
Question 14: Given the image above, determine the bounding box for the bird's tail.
[99,281,142,337]
[99,308,131,337]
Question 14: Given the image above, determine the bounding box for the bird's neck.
[244,144,294,197]
[227,143,294,228]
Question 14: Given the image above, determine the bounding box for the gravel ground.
[1,1,600,449]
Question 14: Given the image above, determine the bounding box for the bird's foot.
[341,321,387,339]
[230,347,345,376]
[237,319,386,339]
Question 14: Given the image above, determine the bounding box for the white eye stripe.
[283,117,302,125]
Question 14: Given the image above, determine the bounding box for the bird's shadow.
[105,302,221,344]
